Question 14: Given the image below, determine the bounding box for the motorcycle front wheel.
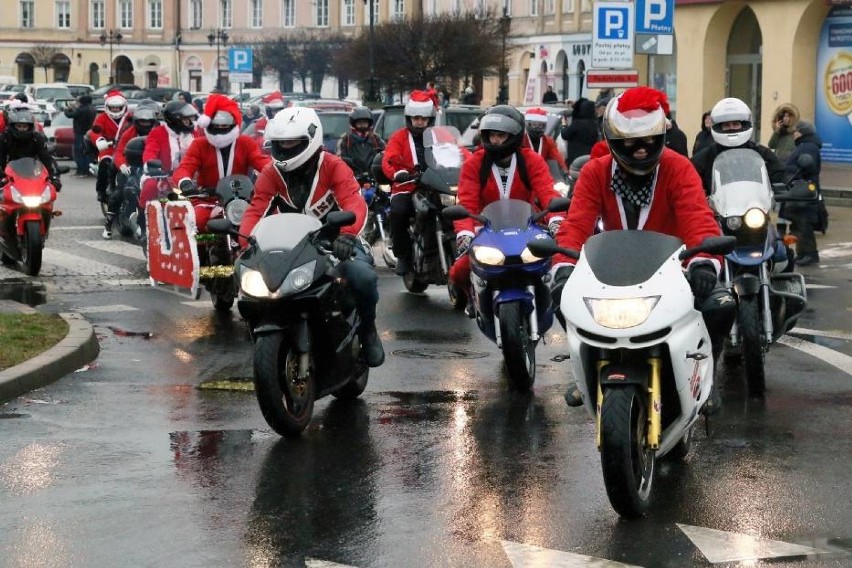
[253,332,315,437]
[117,197,136,237]
[499,301,536,390]
[21,220,43,276]
[738,296,766,396]
[600,385,655,518]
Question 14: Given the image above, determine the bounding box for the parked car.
[43,111,74,159]
[290,99,356,112]
[91,83,141,97]
[316,111,353,153]
[63,83,94,98]
[373,103,483,142]
[131,87,183,103]
[23,83,74,123]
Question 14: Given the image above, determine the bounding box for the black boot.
[359,324,385,367]
[103,214,115,240]
[563,381,584,407]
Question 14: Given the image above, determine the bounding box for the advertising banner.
[816,6,852,163]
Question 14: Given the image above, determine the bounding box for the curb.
[0,312,100,404]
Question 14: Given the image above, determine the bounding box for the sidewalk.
[0,301,99,404]
[821,162,852,207]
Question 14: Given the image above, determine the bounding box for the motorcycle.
[443,197,568,390]
[709,148,808,396]
[395,126,465,305]
[114,136,146,239]
[527,231,735,518]
[343,157,396,270]
[0,158,68,276]
[206,210,370,437]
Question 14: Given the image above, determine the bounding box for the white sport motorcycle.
[528,230,735,518]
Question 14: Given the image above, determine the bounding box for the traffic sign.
[585,69,640,89]
[592,1,635,69]
[635,0,673,34]
[636,33,674,55]
[228,48,253,83]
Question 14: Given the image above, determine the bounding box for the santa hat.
[196,93,242,129]
[525,107,548,123]
[616,86,670,116]
[405,90,435,117]
[261,91,286,108]
[104,89,126,107]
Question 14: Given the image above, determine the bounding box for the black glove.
[393,170,413,184]
[456,234,473,258]
[333,234,357,260]
[179,179,195,193]
[688,263,718,300]
[49,177,62,192]
[550,265,575,312]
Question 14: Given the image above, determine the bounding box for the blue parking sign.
[593,2,635,68]
[635,0,673,35]
[228,48,253,74]
[597,6,631,40]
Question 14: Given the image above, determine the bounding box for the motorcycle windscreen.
[481,199,534,231]
[251,213,322,252]
[584,230,682,287]
[710,148,773,217]
[7,157,43,179]
[215,174,254,202]
[423,125,463,172]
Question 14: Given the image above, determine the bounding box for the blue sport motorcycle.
[443,197,568,390]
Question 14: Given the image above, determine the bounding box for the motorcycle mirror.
[324,210,356,228]
[441,205,471,221]
[525,236,580,260]
[678,235,736,260]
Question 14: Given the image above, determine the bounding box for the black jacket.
[64,103,97,136]
[692,129,713,157]
[338,131,386,177]
[691,141,786,196]
[0,131,59,178]
[560,98,599,164]
[665,120,689,157]
[785,132,822,187]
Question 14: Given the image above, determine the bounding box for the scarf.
[611,166,655,208]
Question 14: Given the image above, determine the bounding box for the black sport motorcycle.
[207,210,369,437]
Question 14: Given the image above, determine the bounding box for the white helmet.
[264,107,323,172]
[710,97,753,148]
[104,92,127,120]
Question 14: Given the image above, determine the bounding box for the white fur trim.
[405,98,434,116]
[196,114,211,129]
[204,127,239,149]
[457,230,475,239]
[525,114,548,123]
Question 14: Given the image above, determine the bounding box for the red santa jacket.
[532,134,567,172]
[553,149,722,267]
[114,125,141,170]
[240,151,367,247]
[88,112,130,160]
[174,135,270,189]
[381,128,420,195]
[455,147,564,236]
[141,124,197,173]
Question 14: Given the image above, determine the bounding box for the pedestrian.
[665,112,689,157]
[542,85,559,104]
[559,97,598,165]
[781,120,823,267]
[425,81,440,109]
[461,86,477,105]
[176,90,193,105]
[768,103,800,163]
[64,94,97,177]
[692,111,713,157]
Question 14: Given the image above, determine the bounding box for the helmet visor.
[272,137,310,162]
[479,113,523,136]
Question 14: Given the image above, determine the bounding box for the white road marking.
[789,327,852,341]
[84,239,146,261]
[75,304,139,314]
[42,248,130,276]
[677,524,829,564]
[103,279,152,287]
[50,225,104,231]
[818,242,852,259]
[305,559,359,568]
[778,336,852,376]
[180,301,210,308]
[501,541,643,567]
[805,283,836,289]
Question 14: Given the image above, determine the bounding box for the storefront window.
[649,38,677,118]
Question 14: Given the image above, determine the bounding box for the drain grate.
[392,348,488,360]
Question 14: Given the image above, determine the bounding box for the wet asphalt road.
[0,171,850,567]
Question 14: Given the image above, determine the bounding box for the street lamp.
[99,29,123,84]
[362,0,376,103]
[207,28,229,92]
[499,7,512,105]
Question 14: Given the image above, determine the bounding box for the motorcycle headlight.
[584,296,660,329]
[472,245,505,266]
[743,208,767,229]
[553,181,570,197]
[725,216,743,231]
[279,260,316,296]
[240,268,271,298]
[520,246,543,263]
[224,198,249,226]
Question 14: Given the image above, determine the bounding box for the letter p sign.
[228,48,253,73]
[597,6,630,40]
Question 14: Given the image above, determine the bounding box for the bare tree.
[31,44,60,82]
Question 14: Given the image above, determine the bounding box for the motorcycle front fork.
[492,285,540,349]
[724,261,773,349]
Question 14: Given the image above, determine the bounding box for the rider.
[550,87,734,411]
[449,105,565,304]
[251,91,286,138]
[174,94,270,228]
[89,90,131,208]
[0,105,61,190]
[240,107,385,368]
[524,107,567,173]
[337,106,385,176]
[381,89,436,276]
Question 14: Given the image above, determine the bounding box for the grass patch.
[0,313,68,371]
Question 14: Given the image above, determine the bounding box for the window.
[425,0,436,16]
[392,0,404,21]
[545,0,555,15]
[220,0,232,28]
[189,0,202,29]
[250,0,262,28]
[148,0,162,28]
[282,0,294,27]
[119,0,132,29]
[316,0,328,27]
[563,0,574,14]
[363,0,378,25]
[342,0,355,26]
[91,0,104,28]
[581,0,591,12]
[21,0,34,28]
[56,0,71,28]
[530,0,538,17]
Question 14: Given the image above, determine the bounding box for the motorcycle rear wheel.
[499,301,536,390]
[600,386,655,518]
[403,270,429,293]
[210,289,235,311]
[332,363,369,400]
[253,332,315,437]
[21,221,43,276]
[738,296,766,396]
[117,198,136,237]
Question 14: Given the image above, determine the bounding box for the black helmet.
[7,108,35,140]
[479,105,524,160]
[125,136,146,168]
[163,101,197,134]
[349,106,373,132]
[132,105,158,136]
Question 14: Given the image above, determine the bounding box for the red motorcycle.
[0,157,66,276]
